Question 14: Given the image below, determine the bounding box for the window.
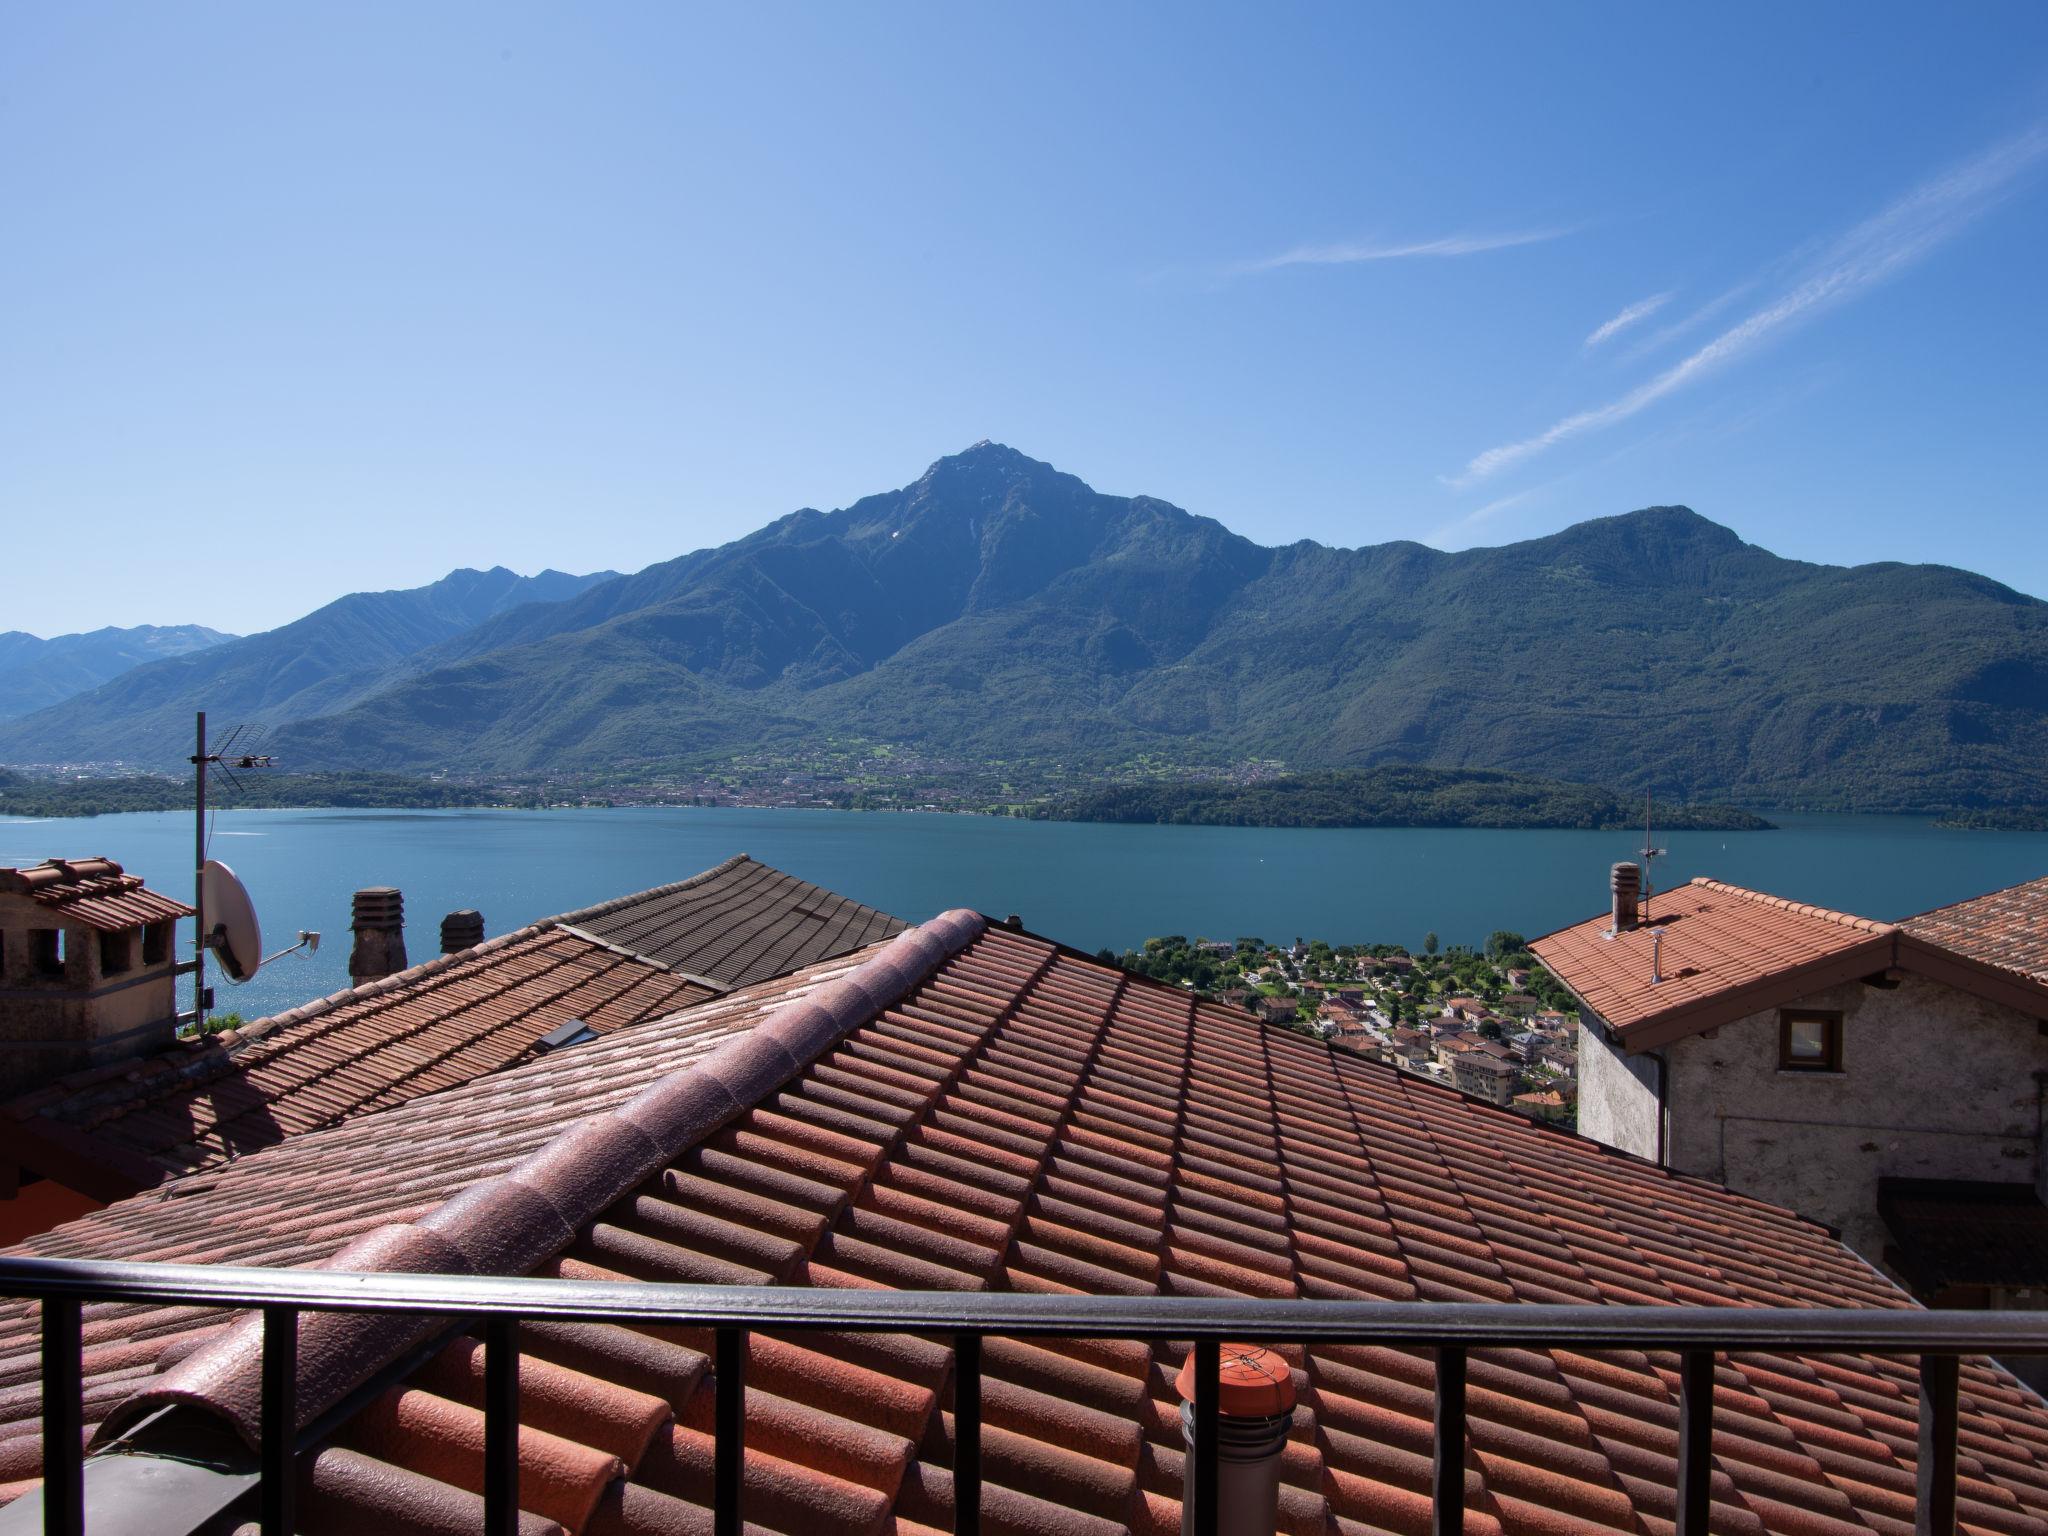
[99,928,134,976]
[1779,1009,1843,1072]
[142,921,170,966]
[29,929,62,979]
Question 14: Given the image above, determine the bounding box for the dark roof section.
[1880,1177,2048,1296]
[0,857,191,932]
[561,853,907,989]
[6,915,2048,1535]
[1534,876,2048,1051]
[1903,875,2048,988]
[0,926,718,1198]
[0,855,906,1198]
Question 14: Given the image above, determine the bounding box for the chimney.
[1176,1345,1296,1536]
[440,909,485,954]
[1611,862,1641,933]
[348,887,408,984]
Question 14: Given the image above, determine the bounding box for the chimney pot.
[1175,1345,1296,1536]
[1611,862,1641,933]
[349,886,408,984]
[440,909,485,954]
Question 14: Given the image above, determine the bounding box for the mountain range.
[3,443,2043,810]
[0,625,234,720]
[0,566,615,763]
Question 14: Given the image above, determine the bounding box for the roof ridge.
[1688,877,1895,934]
[547,853,756,929]
[102,906,989,1451]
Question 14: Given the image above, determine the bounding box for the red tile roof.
[1531,879,1898,1049]
[0,856,904,1200]
[3,913,2047,1536]
[0,925,716,1199]
[1536,876,2048,1051]
[1902,876,2048,988]
[562,854,907,989]
[0,857,191,932]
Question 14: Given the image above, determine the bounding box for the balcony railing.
[2,1255,2045,1536]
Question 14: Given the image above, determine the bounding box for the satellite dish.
[201,859,263,982]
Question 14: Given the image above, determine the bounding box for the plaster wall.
[1576,1014,1662,1161]
[0,904,180,1097]
[1663,973,2044,1266]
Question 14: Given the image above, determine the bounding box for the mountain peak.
[922,440,1052,479]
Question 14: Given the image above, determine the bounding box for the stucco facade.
[1580,972,2046,1270]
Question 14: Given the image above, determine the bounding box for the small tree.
[1423,931,1439,956]
[1485,930,1528,961]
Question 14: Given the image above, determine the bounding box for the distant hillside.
[1039,768,1775,831]
[8,445,2046,812]
[0,768,505,818]
[0,624,233,719]
[0,566,617,764]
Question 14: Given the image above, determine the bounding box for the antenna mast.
[188,711,275,1028]
[1639,791,1667,925]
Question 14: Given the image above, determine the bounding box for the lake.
[5,806,2045,1023]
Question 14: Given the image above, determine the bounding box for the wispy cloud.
[1584,292,1672,347]
[1617,280,1754,364]
[1453,122,2048,487]
[1236,226,1571,276]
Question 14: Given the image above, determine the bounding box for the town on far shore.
[1103,928,1580,1124]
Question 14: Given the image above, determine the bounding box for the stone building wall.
[1662,973,2043,1266]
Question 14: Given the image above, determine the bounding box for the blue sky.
[4,4,2046,635]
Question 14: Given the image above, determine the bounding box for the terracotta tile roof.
[0,925,717,1198]
[1531,879,1898,1049]
[0,857,191,932]
[562,853,907,989]
[5,915,2048,1536]
[1902,876,2048,987]
[0,856,905,1200]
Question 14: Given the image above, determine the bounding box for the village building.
[2,893,2045,1535]
[1450,1047,1519,1106]
[1535,863,2048,1307]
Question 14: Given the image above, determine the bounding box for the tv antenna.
[187,711,311,1028]
[1638,791,1667,925]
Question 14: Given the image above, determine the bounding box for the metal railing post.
[260,1307,298,1536]
[714,1326,747,1536]
[483,1317,520,1536]
[1191,1338,1219,1536]
[954,1333,981,1536]
[1676,1349,1713,1536]
[39,1297,80,1536]
[1918,1353,1959,1536]
[1434,1345,1466,1536]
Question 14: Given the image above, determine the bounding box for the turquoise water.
[4,806,2044,1023]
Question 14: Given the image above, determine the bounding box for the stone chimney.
[439,909,484,955]
[1611,862,1641,933]
[1176,1345,1297,1536]
[0,858,189,1097]
[348,887,408,984]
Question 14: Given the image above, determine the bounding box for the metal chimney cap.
[1174,1344,1296,1416]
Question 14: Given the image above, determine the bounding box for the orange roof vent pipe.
[1174,1344,1297,1536]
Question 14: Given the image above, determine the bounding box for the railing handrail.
[2,1254,2044,1352]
